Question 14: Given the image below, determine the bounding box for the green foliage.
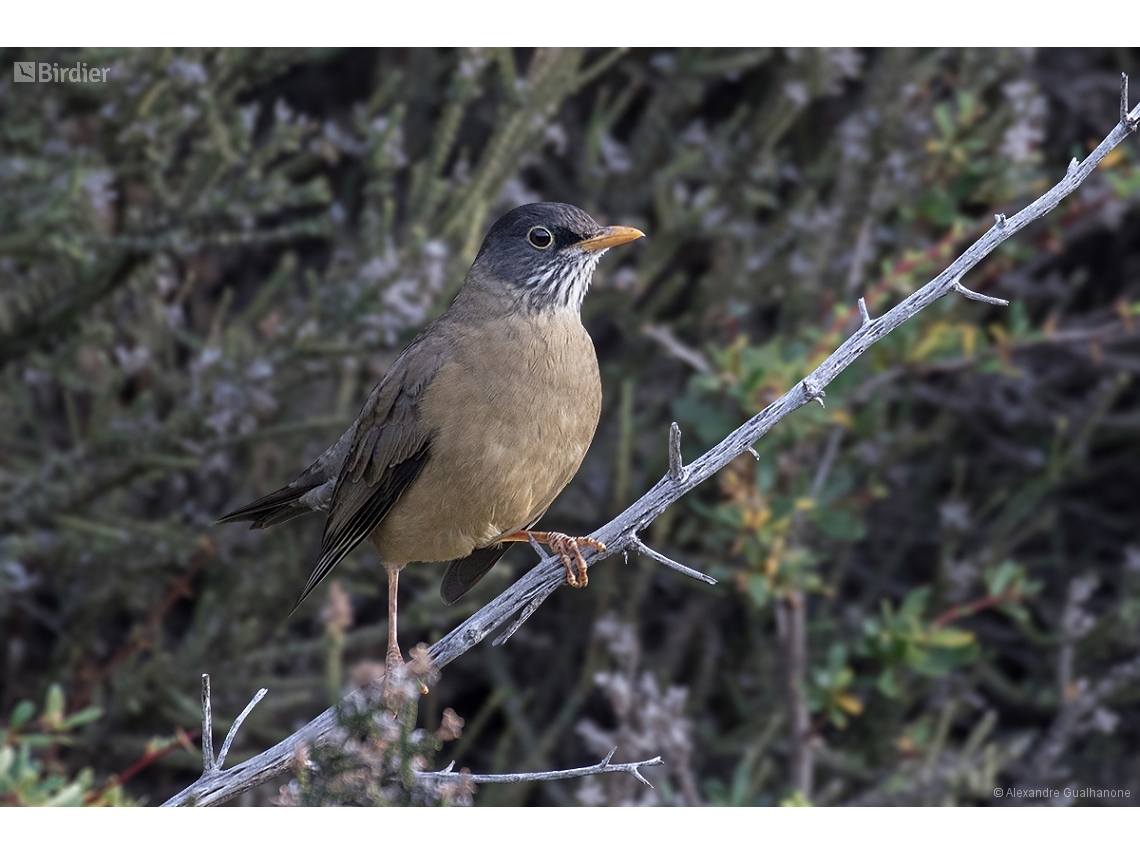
[1,685,133,806]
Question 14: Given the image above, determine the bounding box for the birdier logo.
[13,61,110,83]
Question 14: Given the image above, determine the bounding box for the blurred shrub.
[1,684,133,805]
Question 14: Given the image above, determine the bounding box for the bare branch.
[777,591,812,798]
[163,87,1140,808]
[417,747,663,787]
[525,532,548,560]
[168,678,273,804]
[668,422,687,482]
[216,688,268,769]
[492,586,555,647]
[642,322,713,374]
[200,675,215,776]
[809,427,844,499]
[857,297,871,327]
[952,280,1010,307]
[628,534,716,586]
[1123,73,1138,131]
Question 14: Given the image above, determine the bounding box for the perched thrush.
[218,203,644,670]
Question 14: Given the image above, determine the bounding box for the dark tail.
[215,484,315,530]
[440,543,514,604]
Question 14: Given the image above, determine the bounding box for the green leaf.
[44,780,85,807]
[44,684,65,725]
[9,700,35,730]
[987,560,1021,595]
[928,628,976,648]
[747,575,770,608]
[810,507,866,541]
[62,707,103,729]
[933,103,955,138]
[898,587,931,622]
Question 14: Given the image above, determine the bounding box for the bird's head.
[467,202,644,314]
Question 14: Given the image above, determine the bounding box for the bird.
[217,202,644,674]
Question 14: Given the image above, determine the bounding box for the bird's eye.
[528,226,553,249]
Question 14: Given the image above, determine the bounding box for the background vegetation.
[1,47,1139,806]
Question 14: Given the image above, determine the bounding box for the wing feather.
[291,323,453,611]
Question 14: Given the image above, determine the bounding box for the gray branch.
[668,421,687,482]
[192,674,267,787]
[162,82,1140,807]
[952,280,1010,307]
[417,747,663,787]
[628,533,716,585]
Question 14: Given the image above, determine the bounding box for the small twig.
[85,727,200,804]
[629,534,716,585]
[216,688,268,769]
[668,422,687,482]
[931,589,1022,628]
[190,675,267,791]
[952,280,1010,307]
[802,379,826,408]
[417,747,663,787]
[493,586,555,646]
[526,532,548,560]
[809,427,844,500]
[201,675,215,775]
[1123,73,1137,131]
[777,590,812,798]
[641,322,713,374]
[994,213,1007,229]
[857,297,872,327]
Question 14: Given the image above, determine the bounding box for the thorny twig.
[163,80,1140,807]
[417,747,663,788]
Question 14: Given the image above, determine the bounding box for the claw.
[499,530,605,588]
[546,533,605,588]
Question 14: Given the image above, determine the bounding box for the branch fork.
[195,674,267,786]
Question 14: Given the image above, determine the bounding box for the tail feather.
[216,484,314,530]
[440,543,514,604]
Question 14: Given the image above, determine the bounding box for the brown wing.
[291,327,452,612]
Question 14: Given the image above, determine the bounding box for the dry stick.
[417,747,663,788]
[777,590,811,797]
[163,85,1140,808]
[781,423,845,800]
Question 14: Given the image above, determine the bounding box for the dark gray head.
[468,203,643,313]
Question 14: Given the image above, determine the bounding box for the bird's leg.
[501,531,606,588]
[384,562,404,673]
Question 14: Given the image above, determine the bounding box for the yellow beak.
[572,225,645,253]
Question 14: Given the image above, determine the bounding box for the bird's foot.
[380,645,408,711]
[544,532,606,588]
[385,644,404,677]
[502,530,606,587]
